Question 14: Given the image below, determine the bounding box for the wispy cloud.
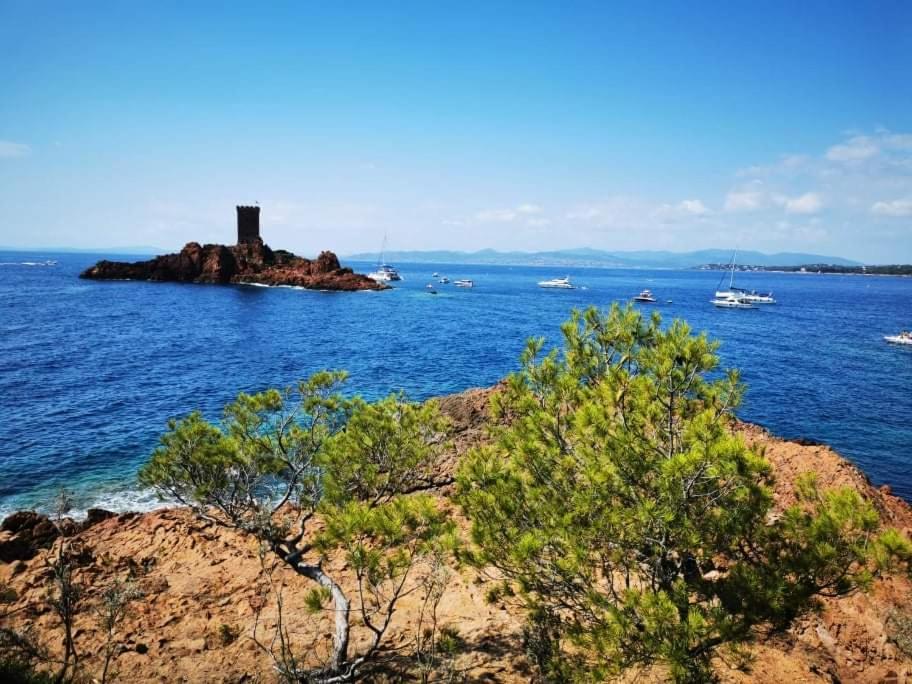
[475,203,543,223]
[653,199,711,222]
[782,192,823,215]
[678,199,709,216]
[825,135,880,162]
[0,140,31,158]
[724,186,766,212]
[871,198,912,217]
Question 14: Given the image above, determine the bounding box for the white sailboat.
[367,234,402,282]
[715,253,775,304]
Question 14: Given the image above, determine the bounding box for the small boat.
[633,289,656,303]
[438,276,450,284]
[454,279,474,288]
[711,294,756,309]
[426,283,437,294]
[432,272,439,277]
[885,331,912,346]
[538,276,575,289]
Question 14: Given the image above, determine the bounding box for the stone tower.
[236,205,260,244]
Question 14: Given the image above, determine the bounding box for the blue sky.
[1,1,910,261]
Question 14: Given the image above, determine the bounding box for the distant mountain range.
[345,248,862,269]
[0,246,168,256]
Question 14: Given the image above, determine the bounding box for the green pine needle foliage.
[456,303,912,683]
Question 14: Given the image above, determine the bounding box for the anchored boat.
[885,331,912,346]
[538,276,575,289]
[716,253,775,304]
[711,294,756,309]
[367,234,402,282]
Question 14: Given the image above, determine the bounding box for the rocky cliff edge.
[2,387,911,682]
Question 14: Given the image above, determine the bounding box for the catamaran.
[716,253,775,304]
[366,234,402,283]
[538,276,575,289]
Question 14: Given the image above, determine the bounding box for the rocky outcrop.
[80,239,385,291]
[2,388,912,682]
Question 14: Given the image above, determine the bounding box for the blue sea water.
[1,251,910,516]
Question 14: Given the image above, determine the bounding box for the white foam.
[0,486,176,523]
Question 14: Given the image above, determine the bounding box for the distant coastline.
[345,247,861,270]
[700,263,912,277]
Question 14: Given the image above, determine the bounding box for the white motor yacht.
[367,264,402,282]
[885,331,912,346]
[454,279,474,288]
[712,294,756,309]
[633,289,657,302]
[438,276,450,284]
[538,276,575,289]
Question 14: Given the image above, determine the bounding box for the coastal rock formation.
[80,239,385,292]
[2,387,912,682]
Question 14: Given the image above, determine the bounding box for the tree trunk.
[296,562,351,673]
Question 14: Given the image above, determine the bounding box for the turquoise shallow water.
[1,251,910,516]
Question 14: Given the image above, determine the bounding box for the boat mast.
[716,251,736,291]
[378,232,387,267]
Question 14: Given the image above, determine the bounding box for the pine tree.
[457,304,911,682]
[140,373,455,682]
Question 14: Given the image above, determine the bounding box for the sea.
[1,251,910,517]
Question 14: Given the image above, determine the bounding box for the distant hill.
[0,245,168,256]
[345,248,861,269]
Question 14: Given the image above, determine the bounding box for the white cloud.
[475,208,517,222]
[825,135,879,162]
[783,192,823,215]
[883,133,912,150]
[653,199,711,222]
[566,206,603,221]
[565,196,648,228]
[526,217,551,227]
[724,189,765,212]
[871,198,912,217]
[476,203,543,222]
[678,199,709,215]
[0,140,31,158]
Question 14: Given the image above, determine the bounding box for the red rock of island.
[79,206,386,292]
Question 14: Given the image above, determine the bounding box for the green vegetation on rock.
[139,373,456,682]
[456,304,912,682]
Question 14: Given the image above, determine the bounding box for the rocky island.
[80,206,386,291]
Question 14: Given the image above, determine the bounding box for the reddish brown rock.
[0,511,60,561]
[80,240,384,292]
[3,388,911,683]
